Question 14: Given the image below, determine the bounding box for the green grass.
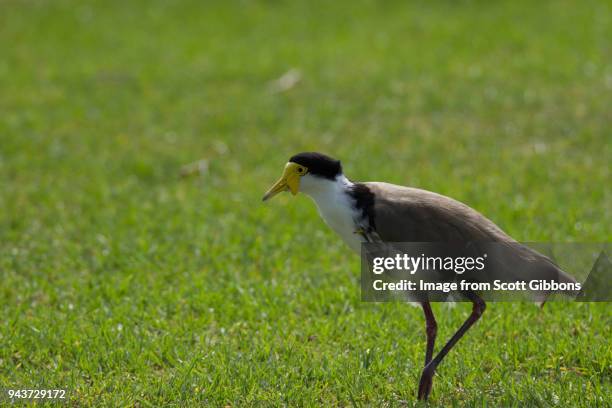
[1,0,610,406]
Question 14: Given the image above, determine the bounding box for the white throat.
[300,173,352,200]
[300,174,364,253]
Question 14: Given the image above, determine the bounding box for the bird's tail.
[530,251,579,307]
[538,267,579,308]
[488,242,580,307]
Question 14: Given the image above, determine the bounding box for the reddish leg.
[417,292,486,401]
[421,301,437,366]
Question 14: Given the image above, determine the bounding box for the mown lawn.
[0,0,610,406]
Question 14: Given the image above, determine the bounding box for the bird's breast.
[312,193,365,254]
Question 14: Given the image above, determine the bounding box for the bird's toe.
[417,365,435,400]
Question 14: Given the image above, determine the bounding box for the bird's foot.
[417,364,435,401]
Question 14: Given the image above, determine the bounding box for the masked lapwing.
[262,152,577,400]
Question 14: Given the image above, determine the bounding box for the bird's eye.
[298,167,304,173]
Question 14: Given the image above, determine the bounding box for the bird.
[262,151,577,400]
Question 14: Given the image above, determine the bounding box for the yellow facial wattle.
[262,162,308,201]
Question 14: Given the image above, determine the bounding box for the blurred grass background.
[0,0,610,406]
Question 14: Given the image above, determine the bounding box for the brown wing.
[363,182,513,242]
[363,182,577,296]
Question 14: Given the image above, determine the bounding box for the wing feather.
[364,182,511,242]
[363,182,577,296]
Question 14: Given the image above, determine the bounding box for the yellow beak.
[262,162,304,201]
